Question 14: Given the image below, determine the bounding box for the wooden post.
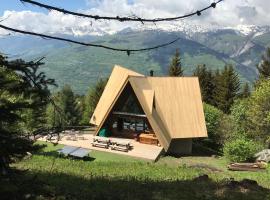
[117,117,123,132]
[143,120,146,131]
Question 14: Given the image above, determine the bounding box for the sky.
[0,0,269,36]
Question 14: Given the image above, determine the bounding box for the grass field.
[1,141,270,200]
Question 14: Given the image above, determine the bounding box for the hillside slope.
[0,28,269,94]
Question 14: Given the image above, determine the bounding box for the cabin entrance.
[99,82,159,146]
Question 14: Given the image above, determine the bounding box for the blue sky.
[0,0,134,15]
[0,0,90,15]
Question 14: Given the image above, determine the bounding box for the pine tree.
[47,85,81,128]
[61,85,81,126]
[0,55,54,174]
[82,78,107,124]
[257,47,270,79]
[239,82,250,99]
[214,65,240,113]
[193,64,216,105]
[168,49,183,76]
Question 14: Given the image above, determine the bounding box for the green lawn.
[1,141,270,200]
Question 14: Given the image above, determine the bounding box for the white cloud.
[1,0,270,36]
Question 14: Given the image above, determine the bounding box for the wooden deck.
[39,133,163,161]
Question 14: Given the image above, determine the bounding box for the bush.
[246,79,270,143]
[223,138,260,162]
[203,103,223,142]
[202,103,230,150]
[230,99,249,135]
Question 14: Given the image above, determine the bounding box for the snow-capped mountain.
[76,19,270,38]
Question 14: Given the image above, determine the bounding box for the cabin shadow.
[2,170,270,200]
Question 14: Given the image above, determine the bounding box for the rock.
[255,149,270,162]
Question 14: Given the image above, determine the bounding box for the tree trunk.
[0,156,8,175]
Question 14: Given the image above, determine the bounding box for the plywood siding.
[141,90,154,113]
[129,78,171,150]
[129,77,207,139]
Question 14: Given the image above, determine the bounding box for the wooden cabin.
[90,65,208,155]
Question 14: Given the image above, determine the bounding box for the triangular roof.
[90,65,143,126]
[90,65,207,151]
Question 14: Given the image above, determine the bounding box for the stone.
[255,149,270,162]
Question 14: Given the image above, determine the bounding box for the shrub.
[246,79,270,143]
[230,99,249,136]
[203,103,223,142]
[223,138,261,162]
[202,103,231,150]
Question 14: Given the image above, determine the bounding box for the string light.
[0,24,180,54]
[20,0,223,23]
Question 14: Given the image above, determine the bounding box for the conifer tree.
[214,65,240,113]
[47,85,81,128]
[82,78,107,124]
[168,49,183,76]
[193,64,216,105]
[239,82,250,99]
[60,85,81,126]
[257,47,270,80]
[0,55,54,174]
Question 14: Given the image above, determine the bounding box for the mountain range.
[0,24,269,94]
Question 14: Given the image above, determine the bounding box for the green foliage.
[246,79,270,143]
[203,103,223,143]
[47,85,82,127]
[168,49,183,76]
[61,85,81,125]
[199,103,232,152]
[0,54,54,174]
[239,82,251,99]
[230,99,249,136]
[257,47,270,80]
[214,64,240,113]
[223,138,261,162]
[81,78,107,124]
[193,64,216,105]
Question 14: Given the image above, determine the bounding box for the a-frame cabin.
[90,65,207,154]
